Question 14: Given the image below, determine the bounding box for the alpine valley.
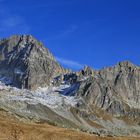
[0,35,139,140]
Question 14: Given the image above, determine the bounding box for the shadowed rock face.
[0,35,63,89]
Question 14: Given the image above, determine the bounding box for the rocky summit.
[0,35,140,138]
[0,35,64,89]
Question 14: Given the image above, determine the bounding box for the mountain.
[0,35,140,138]
[0,35,64,89]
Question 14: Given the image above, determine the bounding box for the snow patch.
[0,82,79,109]
[34,85,78,108]
[14,68,24,75]
[0,76,12,85]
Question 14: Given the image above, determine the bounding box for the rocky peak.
[117,60,135,67]
[114,61,137,72]
[0,35,54,60]
[0,35,63,89]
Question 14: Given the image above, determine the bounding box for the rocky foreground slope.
[0,112,139,140]
[0,35,140,138]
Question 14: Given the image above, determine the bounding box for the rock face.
[0,35,63,89]
[76,61,140,116]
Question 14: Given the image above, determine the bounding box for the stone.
[0,35,63,89]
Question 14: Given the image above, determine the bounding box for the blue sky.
[0,0,140,70]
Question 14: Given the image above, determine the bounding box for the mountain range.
[0,35,140,139]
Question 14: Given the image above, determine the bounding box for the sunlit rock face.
[76,61,140,117]
[0,35,63,89]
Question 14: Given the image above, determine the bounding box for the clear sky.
[0,0,140,70]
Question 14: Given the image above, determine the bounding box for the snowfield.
[0,80,79,109]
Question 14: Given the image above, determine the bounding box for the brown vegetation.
[0,113,139,140]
